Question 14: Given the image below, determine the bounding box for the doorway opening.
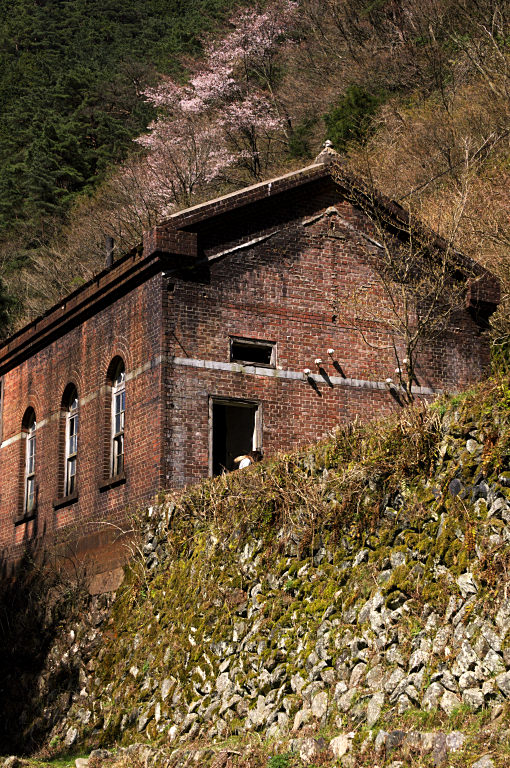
[210,398,260,475]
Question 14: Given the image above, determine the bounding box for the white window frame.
[65,392,78,496]
[24,415,36,514]
[111,365,125,476]
[208,396,262,477]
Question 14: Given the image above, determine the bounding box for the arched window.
[111,360,125,476]
[22,408,36,514]
[64,387,79,496]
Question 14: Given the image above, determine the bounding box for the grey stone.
[385,730,406,752]
[446,731,466,752]
[449,478,463,496]
[457,573,477,598]
[404,684,420,704]
[496,671,510,697]
[386,644,405,666]
[495,600,510,634]
[248,695,274,729]
[471,757,495,768]
[378,569,392,584]
[370,608,385,632]
[466,439,482,454]
[161,678,173,701]
[302,680,324,702]
[311,691,328,719]
[366,691,384,727]
[299,738,321,764]
[349,662,367,687]
[459,671,478,690]
[337,688,357,712]
[75,760,89,768]
[453,641,478,674]
[404,731,423,751]
[353,549,369,567]
[293,706,311,731]
[366,664,385,690]
[488,497,508,518]
[483,649,504,674]
[440,690,462,715]
[441,669,458,692]
[421,732,436,752]
[374,730,388,753]
[463,688,485,710]
[422,682,444,711]
[445,595,460,623]
[474,632,490,658]
[384,667,406,694]
[277,711,289,732]
[216,672,234,698]
[330,734,350,759]
[482,680,496,697]
[432,732,447,767]
[390,551,407,568]
[137,709,152,732]
[472,481,489,501]
[320,666,335,685]
[2,759,21,768]
[64,727,78,748]
[219,694,241,716]
[396,694,412,714]
[358,597,374,625]
[291,673,306,694]
[432,626,451,655]
[333,681,348,700]
[409,648,428,672]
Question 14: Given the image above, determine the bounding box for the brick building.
[0,155,499,577]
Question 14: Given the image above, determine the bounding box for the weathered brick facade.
[0,159,499,576]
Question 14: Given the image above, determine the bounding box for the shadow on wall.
[0,540,89,754]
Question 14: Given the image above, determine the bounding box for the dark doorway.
[211,399,259,475]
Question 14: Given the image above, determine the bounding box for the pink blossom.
[134,0,297,206]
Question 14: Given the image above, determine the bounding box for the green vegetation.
[4,376,510,764]
[324,85,386,151]
[0,0,509,354]
[0,0,235,274]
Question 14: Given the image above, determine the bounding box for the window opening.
[211,399,260,475]
[65,390,78,496]
[112,363,125,476]
[230,338,275,367]
[24,412,36,514]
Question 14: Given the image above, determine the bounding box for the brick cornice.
[0,158,500,374]
[0,249,161,375]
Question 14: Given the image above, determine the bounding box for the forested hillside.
[0,0,509,356]
[0,0,236,328]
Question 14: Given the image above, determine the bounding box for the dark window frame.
[229,337,276,368]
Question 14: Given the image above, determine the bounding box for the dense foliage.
[0,0,235,328]
[0,0,509,352]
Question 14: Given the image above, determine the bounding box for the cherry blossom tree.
[135,0,298,212]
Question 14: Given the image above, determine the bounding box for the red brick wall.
[163,179,491,488]
[0,174,493,572]
[0,274,164,573]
